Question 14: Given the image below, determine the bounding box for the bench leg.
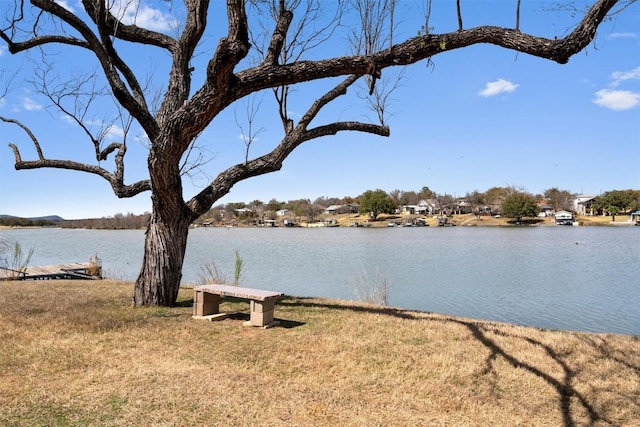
[249,299,277,327]
[193,290,221,317]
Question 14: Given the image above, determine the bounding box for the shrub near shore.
[1,280,638,426]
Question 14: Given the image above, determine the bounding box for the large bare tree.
[0,0,633,306]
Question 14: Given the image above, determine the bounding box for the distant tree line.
[0,213,151,229]
[61,213,151,229]
[3,187,638,229]
[0,216,60,227]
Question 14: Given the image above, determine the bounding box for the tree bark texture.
[134,206,191,306]
[134,140,195,306]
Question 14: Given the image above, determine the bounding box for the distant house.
[276,209,289,216]
[537,202,554,217]
[324,205,341,214]
[554,210,574,225]
[401,200,440,215]
[324,204,358,215]
[454,200,472,215]
[478,205,494,216]
[574,195,597,215]
[441,200,472,215]
[234,208,252,215]
[418,199,439,215]
[401,205,417,215]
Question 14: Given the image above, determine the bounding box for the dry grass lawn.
[1,280,638,426]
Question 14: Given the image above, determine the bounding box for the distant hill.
[0,214,65,225]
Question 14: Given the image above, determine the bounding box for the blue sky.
[1,0,639,220]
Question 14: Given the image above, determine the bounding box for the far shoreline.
[2,213,638,230]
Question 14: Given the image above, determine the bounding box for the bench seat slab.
[195,284,284,301]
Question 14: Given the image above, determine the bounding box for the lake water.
[2,226,639,335]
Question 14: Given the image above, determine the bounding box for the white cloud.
[592,66,640,110]
[238,134,258,143]
[608,32,637,39]
[22,97,43,111]
[611,66,640,87]
[593,89,640,111]
[60,115,75,125]
[110,0,178,32]
[478,79,519,97]
[54,0,74,13]
[105,124,125,140]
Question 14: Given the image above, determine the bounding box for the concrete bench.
[192,284,284,328]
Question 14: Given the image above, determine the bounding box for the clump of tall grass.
[0,238,8,268]
[86,253,102,278]
[233,250,244,285]
[350,267,390,306]
[0,240,34,280]
[196,250,244,286]
[196,260,227,286]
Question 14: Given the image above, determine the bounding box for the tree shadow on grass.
[175,298,195,308]
[576,334,640,376]
[281,298,635,427]
[455,320,607,427]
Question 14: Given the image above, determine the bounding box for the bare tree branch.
[348,0,400,125]
[188,73,387,217]
[249,0,344,132]
[14,0,159,139]
[263,4,294,65]
[205,0,250,89]
[1,116,150,197]
[234,93,266,163]
[81,0,176,50]
[1,116,45,160]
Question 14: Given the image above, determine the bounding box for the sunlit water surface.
[3,226,638,335]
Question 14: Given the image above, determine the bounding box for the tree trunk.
[133,206,191,306]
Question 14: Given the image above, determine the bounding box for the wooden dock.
[0,262,101,281]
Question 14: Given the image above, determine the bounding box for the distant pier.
[0,262,101,281]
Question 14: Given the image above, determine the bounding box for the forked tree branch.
[1,116,150,198]
[264,7,294,65]
[187,73,387,217]
[81,0,176,50]
[234,0,617,92]
[1,117,45,160]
